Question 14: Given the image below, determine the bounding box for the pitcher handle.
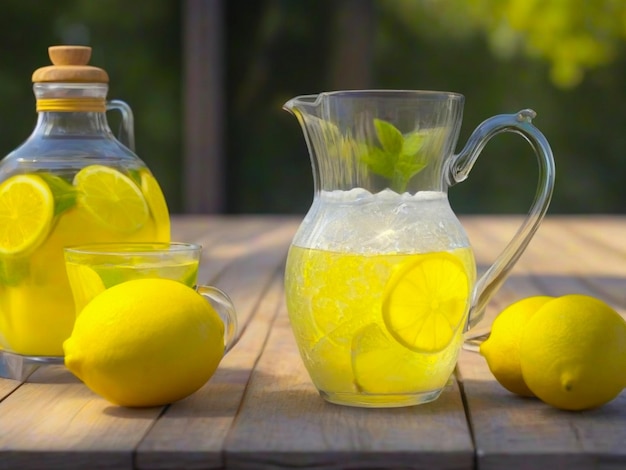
[106,99,136,152]
[446,109,556,330]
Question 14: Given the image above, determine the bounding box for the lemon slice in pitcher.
[382,252,470,353]
[74,165,149,233]
[0,174,54,255]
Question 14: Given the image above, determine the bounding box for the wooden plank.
[559,216,626,256]
[458,217,626,469]
[0,365,161,470]
[173,215,253,287]
[533,217,626,311]
[135,217,298,469]
[193,215,297,290]
[225,302,474,469]
[171,215,242,248]
[200,216,298,328]
[0,378,21,401]
[488,217,626,314]
[172,215,280,256]
[463,215,606,302]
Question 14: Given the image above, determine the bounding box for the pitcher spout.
[282,94,323,118]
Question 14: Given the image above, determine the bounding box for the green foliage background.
[1,0,626,215]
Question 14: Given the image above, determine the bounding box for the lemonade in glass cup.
[63,242,237,350]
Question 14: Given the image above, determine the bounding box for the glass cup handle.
[446,109,556,331]
[106,99,136,152]
[196,285,239,353]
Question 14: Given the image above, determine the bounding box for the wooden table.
[1,215,625,469]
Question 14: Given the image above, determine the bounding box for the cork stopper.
[32,46,109,83]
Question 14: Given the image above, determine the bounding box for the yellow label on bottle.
[36,98,106,112]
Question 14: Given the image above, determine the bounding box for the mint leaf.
[361,119,430,192]
[402,131,425,156]
[127,168,142,187]
[395,153,428,191]
[397,153,427,178]
[38,173,77,216]
[374,119,403,155]
[0,256,30,286]
[361,146,396,178]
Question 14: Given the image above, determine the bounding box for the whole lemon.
[64,278,225,407]
[480,296,553,397]
[520,294,626,411]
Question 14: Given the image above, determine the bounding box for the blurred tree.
[382,0,626,89]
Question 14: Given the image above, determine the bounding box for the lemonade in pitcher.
[286,248,475,402]
[0,46,171,361]
[285,190,476,406]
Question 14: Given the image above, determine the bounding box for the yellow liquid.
[285,246,475,407]
[0,170,170,357]
[65,257,198,315]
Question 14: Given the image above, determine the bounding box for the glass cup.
[63,242,238,351]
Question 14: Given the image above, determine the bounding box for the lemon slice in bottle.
[0,174,54,256]
[382,252,470,353]
[140,169,170,240]
[74,165,149,233]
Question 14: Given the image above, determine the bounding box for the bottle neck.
[33,111,115,139]
[31,82,115,139]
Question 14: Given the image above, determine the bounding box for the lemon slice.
[352,323,456,394]
[0,174,54,256]
[65,262,106,314]
[382,252,470,353]
[140,169,171,240]
[74,165,149,233]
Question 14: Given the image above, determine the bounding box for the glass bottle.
[0,45,171,372]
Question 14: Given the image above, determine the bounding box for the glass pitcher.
[0,46,171,374]
[283,90,555,408]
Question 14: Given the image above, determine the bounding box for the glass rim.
[63,241,202,256]
[292,89,465,102]
[325,89,464,98]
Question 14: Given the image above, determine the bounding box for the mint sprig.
[361,119,428,192]
[38,173,77,216]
